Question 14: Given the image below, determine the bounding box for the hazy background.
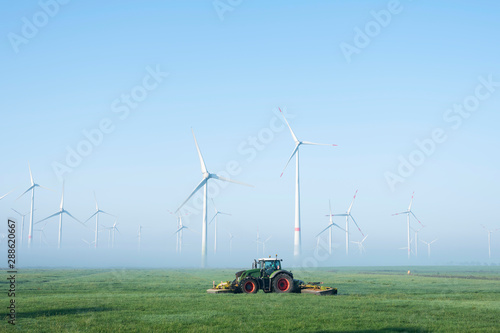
[1,1,499,268]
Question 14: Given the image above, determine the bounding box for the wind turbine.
[279,108,337,258]
[410,226,424,257]
[209,199,231,255]
[110,218,119,249]
[12,208,30,248]
[82,238,95,248]
[420,239,438,258]
[85,192,114,249]
[34,222,49,248]
[393,192,424,259]
[175,129,252,267]
[350,235,368,255]
[262,236,272,256]
[481,225,499,259]
[228,231,234,256]
[255,228,262,256]
[17,164,51,249]
[138,225,142,252]
[331,190,364,255]
[36,182,86,249]
[318,200,347,255]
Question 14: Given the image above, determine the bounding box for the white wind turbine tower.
[319,200,347,255]
[331,190,364,255]
[392,192,424,259]
[85,192,114,249]
[12,208,30,248]
[137,225,142,252]
[173,221,190,254]
[17,164,52,249]
[279,108,337,258]
[351,235,368,255]
[34,222,49,248]
[169,210,188,254]
[110,219,119,249]
[175,129,252,267]
[36,182,86,249]
[262,236,272,256]
[410,226,424,257]
[255,228,262,256]
[420,239,438,258]
[481,225,499,259]
[209,199,231,255]
[228,232,234,256]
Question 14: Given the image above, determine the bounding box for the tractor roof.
[258,258,282,261]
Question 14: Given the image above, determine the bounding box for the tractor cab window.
[261,260,280,275]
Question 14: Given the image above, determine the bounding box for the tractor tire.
[273,274,294,293]
[241,278,259,294]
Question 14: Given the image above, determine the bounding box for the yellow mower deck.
[207,281,337,295]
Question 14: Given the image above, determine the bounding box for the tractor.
[231,257,297,294]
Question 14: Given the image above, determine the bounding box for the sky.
[1,0,499,268]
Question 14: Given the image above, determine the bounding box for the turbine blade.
[408,192,415,210]
[302,141,337,147]
[316,225,332,237]
[410,211,424,227]
[176,178,208,213]
[94,191,98,210]
[84,212,98,223]
[28,163,34,185]
[349,215,364,237]
[16,186,35,200]
[0,189,14,200]
[212,174,253,187]
[191,128,208,174]
[60,182,65,210]
[347,190,358,214]
[208,214,217,225]
[278,107,299,142]
[280,144,299,177]
[36,211,61,224]
[332,223,346,232]
[11,208,23,216]
[392,211,408,216]
[64,211,87,228]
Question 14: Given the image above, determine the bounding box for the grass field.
[2,266,499,332]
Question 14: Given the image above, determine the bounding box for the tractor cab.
[258,258,282,277]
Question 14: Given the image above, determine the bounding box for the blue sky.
[1,1,499,267]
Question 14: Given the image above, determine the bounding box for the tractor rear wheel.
[241,278,259,294]
[273,274,294,293]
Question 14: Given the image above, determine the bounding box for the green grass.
[2,266,499,332]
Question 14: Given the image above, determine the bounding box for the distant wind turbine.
[82,238,95,249]
[420,239,438,258]
[262,236,272,256]
[350,235,368,255]
[319,200,347,255]
[481,225,499,259]
[12,208,31,248]
[331,190,364,255]
[138,225,142,252]
[85,192,114,249]
[17,164,52,249]
[36,182,86,249]
[410,226,424,257]
[175,129,252,267]
[209,199,231,255]
[393,192,424,259]
[228,231,234,256]
[34,222,49,248]
[279,108,337,258]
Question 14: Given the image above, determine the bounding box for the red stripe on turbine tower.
[295,228,300,231]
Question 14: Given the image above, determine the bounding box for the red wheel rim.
[277,278,290,291]
[244,281,255,293]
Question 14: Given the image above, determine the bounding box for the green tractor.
[231,257,297,294]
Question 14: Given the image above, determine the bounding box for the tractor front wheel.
[273,274,294,293]
[241,278,259,294]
